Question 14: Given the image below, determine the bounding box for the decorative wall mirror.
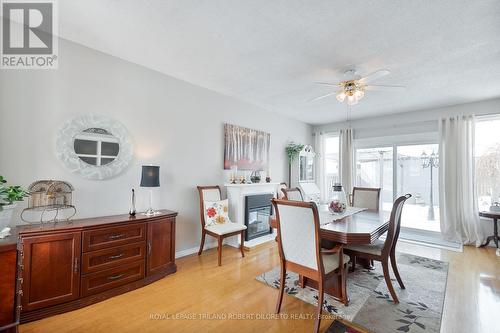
[56,115,133,180]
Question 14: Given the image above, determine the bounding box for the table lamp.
[140,165,160,216]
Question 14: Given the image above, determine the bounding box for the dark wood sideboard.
[0,235,20,333]
[0,210,177,330]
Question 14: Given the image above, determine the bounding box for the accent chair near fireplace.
[197,186,247,266]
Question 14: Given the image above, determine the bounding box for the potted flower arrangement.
[285,142,304,186]
[0,175,28,231]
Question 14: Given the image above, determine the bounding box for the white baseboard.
[175,240,218,259]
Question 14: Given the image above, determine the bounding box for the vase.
[129,189,136,216]
[328,183,347,215]
[250,170,261,183]
[0,204,16,230]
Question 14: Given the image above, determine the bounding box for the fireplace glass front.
[244,194,273,241]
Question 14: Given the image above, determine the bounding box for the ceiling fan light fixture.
[336,79,365,105]
[346,94,358,105]
[313,68,404,106]
[336,92,346,102]
[354,89,364,99]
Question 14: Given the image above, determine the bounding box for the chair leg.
[341,265,349,306]
[299,275,306,288]
[275,262,286,314]
[217,236,223,266]
[350,256,356,272]
[390,252,405,289]
[382,260,399,303]
[197,231,206,256]
[240,230,245,258]
[314,280,324,333]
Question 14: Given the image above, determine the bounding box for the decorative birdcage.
[21,180,76,223]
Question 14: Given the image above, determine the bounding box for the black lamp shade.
[140,166,160,187]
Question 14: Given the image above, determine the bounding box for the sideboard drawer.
[83,224,146,252]
[81,242,146,274]
[81,260,145,297]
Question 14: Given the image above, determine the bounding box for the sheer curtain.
[313,132,326,202]
[439,115,485,246]
[340,128,354,196]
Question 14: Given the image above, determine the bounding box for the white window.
[475,115,500,211]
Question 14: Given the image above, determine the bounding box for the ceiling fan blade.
[314,81,339,86]
[309,92,337,102]
[359,69,391,83]
[365,85,406,91]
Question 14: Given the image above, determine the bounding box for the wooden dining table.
[268,205,390,300]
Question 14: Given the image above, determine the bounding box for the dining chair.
[344,194,411,304]
[197,186,247,266]
[277,182,288,199]
[272,199,349,333]
[351,187,381,211]
[281,187,304,201]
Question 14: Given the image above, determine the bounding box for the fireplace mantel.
[225,182,281,188]
[224,182,279,249]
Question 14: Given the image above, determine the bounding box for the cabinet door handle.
[73,258,79,273]
[107,274,124,281]
[148,242,152,256]
[108,233,125,240]
[108,253,124,260]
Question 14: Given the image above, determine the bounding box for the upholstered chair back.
[352,187,381,211]
[201,188,221,202]
[197,186,222,227]
[383,194,411,254]
[282,187,304,201]
[273,200,320,271]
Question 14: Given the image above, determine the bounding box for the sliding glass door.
[396,144,440,232]
[354,141,440,233]
[355,147,393,212]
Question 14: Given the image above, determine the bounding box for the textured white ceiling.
[56,0,500,124]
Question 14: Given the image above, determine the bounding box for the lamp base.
[143,208,160,217]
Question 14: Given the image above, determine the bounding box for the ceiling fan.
[311,69,405,105]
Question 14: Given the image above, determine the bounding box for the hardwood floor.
[20,242,499,333]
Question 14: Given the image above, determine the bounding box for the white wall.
[314,97,500,138]
[0,38,312,254]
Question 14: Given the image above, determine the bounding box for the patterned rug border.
[255,252,449,333]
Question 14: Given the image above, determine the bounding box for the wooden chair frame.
[197,186,245,266]
[281,187,304,201]
[345,194,411,303]
[272,199,348,333]
[277,182,288,199]
[351,187,381,211]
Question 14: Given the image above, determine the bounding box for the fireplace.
[244,194,273,241]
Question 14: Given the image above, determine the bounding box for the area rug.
[326,319,371,333]
[256,253,448,333]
